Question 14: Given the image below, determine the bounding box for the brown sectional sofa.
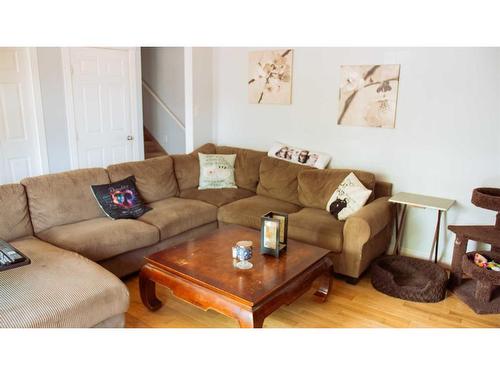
[0,142,393,328]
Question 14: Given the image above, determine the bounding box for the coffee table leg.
[314,258,333,302]
[139,266,163,311]
[238,311,265,328]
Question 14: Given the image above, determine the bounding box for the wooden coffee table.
[139,225,333,328]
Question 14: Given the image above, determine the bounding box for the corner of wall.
[211,48,219,145]
[184,47,194,152]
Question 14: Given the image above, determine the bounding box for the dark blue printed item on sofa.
[91,176,151,219]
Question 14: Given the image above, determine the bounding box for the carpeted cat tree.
[448,187,500,314]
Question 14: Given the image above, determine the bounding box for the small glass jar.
[232,240,253,270]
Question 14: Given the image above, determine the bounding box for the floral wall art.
[337,64,401,128]
[248,49,293,105]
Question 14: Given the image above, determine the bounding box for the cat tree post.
[475,280,494,303]
[493,212,500,252]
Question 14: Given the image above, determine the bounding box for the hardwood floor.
[124,273,500,328]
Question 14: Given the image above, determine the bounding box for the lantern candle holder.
[260,211,288,258]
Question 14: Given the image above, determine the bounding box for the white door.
[65,48,141,168]
[0,48,48,184]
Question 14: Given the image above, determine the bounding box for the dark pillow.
[91,176,151,220]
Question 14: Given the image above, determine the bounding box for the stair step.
[146,152,167,159]
[145,146,167,153]
[143,126,168,159]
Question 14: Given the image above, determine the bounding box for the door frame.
[61,47,144,170]
[27,48,50,175]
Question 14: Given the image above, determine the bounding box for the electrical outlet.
[165,135,168,145]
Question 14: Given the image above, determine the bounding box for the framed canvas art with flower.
[248,49,293,105]
[337,64,400,128]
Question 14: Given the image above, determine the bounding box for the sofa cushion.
[256,156,312,205]
[0,184,33,242]
[298,169,376,209]
[218,195,301,229]
[138,197,218,240]
[37,218,159,262]
[374,181,393,199]
[0,237,129,328]
[288,208,344,252]
[216,146,266,192]
[107,156,178,203]
[172,143,216,191]
[180,187,255,207]
[21,168,109,233]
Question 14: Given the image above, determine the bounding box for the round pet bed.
[371,256,448,303]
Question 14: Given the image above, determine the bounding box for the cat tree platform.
[448,187,500,314]
[450,251,500,314]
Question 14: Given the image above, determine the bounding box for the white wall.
[142,47,185,123]
[142,47,186,154]
[192,47,214,148]
[36,47,71,172]
[213,47,500,264]
[174,47,214,153]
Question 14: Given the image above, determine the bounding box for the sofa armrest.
[343,197,393,255]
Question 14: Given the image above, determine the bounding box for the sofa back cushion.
[0,184,33,241]
[107,156,178,203]
[216,146,266,192]
[256,156,312,205]
[172,143,216,191]
[21,168,109,233]
[374,181,393,198]
[298,169,376,210]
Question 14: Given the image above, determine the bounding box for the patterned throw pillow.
[91,176,152,219]
[198,153,237,190]
[268,141,331,169]
[326,172,372,220]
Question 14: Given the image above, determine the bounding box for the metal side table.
[389,192,455,263]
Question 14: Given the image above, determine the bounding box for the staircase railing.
[142,79,185,130]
